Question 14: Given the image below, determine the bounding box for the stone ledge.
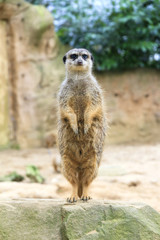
[0,199,160,240]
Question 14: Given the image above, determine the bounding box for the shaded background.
[0,0,160,211]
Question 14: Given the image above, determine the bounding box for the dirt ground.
[0,144,160,212]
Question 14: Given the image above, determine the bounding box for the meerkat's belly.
[66,137,95,164]
[59,93,104,163]
[63,122,98,163]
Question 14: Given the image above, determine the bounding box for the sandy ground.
[0,145,160,212]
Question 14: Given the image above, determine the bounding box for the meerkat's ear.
[63,55,67,64]
[91,54,94,62]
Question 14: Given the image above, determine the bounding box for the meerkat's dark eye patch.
[70,54,78,60]
[63,55,66,64]
[91,55,94,62]
[82,54,88,60]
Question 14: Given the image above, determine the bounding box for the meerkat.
[57,48,106,202]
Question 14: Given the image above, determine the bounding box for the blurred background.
[0,0,160,210]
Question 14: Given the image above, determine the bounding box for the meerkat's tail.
[78,172,83,198]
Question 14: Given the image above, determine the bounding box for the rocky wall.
[0,21,9,147]
[97,69,160,144]
[0,0,67,148]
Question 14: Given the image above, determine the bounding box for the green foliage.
[0,172,24,182]
[26,0,48,6]
[26,165,45,183]
[25,0,160,71]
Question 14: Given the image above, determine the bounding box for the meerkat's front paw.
[67,195,78,203]
[73,127,78,135]
[84,124,90,134]
[71,124,78,134]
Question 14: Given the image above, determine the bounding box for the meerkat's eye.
[70,54,78,60]
[82,54,88,60]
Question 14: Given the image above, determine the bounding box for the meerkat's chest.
[68,82,90,113]
[69,95,89,116]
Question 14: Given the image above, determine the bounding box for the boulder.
[0,199,160,240]
[0,0,67,148]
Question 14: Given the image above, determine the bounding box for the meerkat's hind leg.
[81,185,92,201]
[67,183,78,203]
[80,161,98,201]
[62,160,79,203]
[78,170,92,201]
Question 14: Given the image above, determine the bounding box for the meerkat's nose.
[77,60,83,65]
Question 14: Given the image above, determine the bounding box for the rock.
[0,0,68,148]
[0,199,63,240]
[0,21,9,147]
[98,69,160,145]
[0,199,160,240]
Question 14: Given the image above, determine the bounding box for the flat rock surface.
[0,199,160,240]
[0,145,160,212]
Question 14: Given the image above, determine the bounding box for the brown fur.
[57,48,106,202]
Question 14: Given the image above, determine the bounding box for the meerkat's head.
[63,48,93,73]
